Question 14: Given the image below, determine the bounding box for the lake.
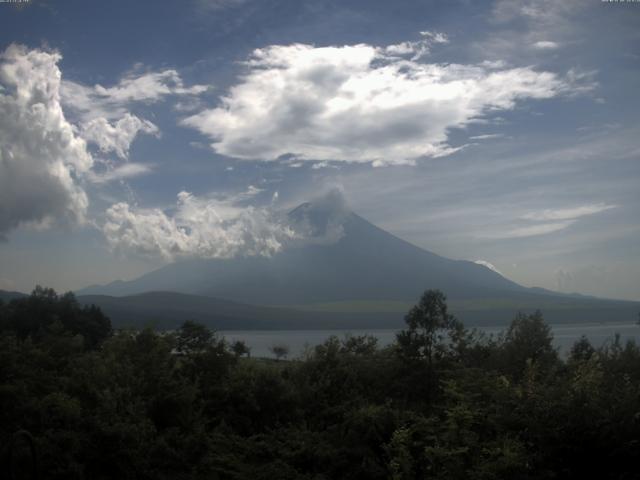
[220,322,640,359]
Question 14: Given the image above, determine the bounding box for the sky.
[0,0,639,300]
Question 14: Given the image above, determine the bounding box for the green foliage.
[269,343,290,360]
[394,289,468,404]
[396,289,465,363]
[0,286,111,349]
[230,340,251,358]
[175,320,215,354]
[569,335,596,362]
[0,288,639,479]
[499,310,559,380]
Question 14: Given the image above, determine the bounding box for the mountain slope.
[76,202,640,327]
[0,289,28,303]
[77,291,412,330]
[79,205,527,304]
[76,290,640,330]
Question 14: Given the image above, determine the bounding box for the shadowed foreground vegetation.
[1,287,639,479]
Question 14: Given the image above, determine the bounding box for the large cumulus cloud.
[0,44,208,238]
[102,189,297,260]
[183,39,569,165]
[101,188,355,260]
[0,44,92,237]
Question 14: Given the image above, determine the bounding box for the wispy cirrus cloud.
[88,162,155,185]
[477,0,593,69]
[478,203,617,240]
[469,133,505,140]
[62,69,207,120]
[484,221,575,239]
[521,203,616,222]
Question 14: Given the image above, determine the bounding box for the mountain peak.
[77,197,528,304]
[288,190,352,239]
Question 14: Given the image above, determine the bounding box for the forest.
[1,287,639,479]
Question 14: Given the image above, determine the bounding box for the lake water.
[220,322,640,359]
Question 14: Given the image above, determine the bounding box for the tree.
[570,335,595,362]
[270,343,290,361]
[175,320,214,355]
[500,310,558,379]
[231,340,251,358]
[341,334,378,356]
[396,290,465,401]
[0,287,111,349]
[397,290,464,364]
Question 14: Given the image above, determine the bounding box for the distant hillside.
[0,289,27,302]
[77,291,640,330]
[77,291,406,330]
[76,201,640,328]
[3,288,637,330]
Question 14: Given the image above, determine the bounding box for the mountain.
[0,289,27,302]
[77,201,640,327]
[79,202,527,303]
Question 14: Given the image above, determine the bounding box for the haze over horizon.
[1,0,639,301]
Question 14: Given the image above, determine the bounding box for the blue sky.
[0,0,639,300]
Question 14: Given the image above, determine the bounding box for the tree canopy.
[1,287,639,479]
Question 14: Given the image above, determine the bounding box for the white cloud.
[101,188,354,260]
[419,31,449,43]
[384,31,448,61]
[93,69,207,103]
[533,41,559,50]
[88,162,154,184]
[469,133,504,140]
[479,0,591,67]
[521,203,616,221]
[62,69,207,120]
[488,221,575,239]
[476,204,616,240]
[80,114,159,159]
[311,161,338,170]
[102,191,297,260]
[183,40,569,165]
[61,68,206,159]
[0,44,92,237]
[479,60,508,69]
